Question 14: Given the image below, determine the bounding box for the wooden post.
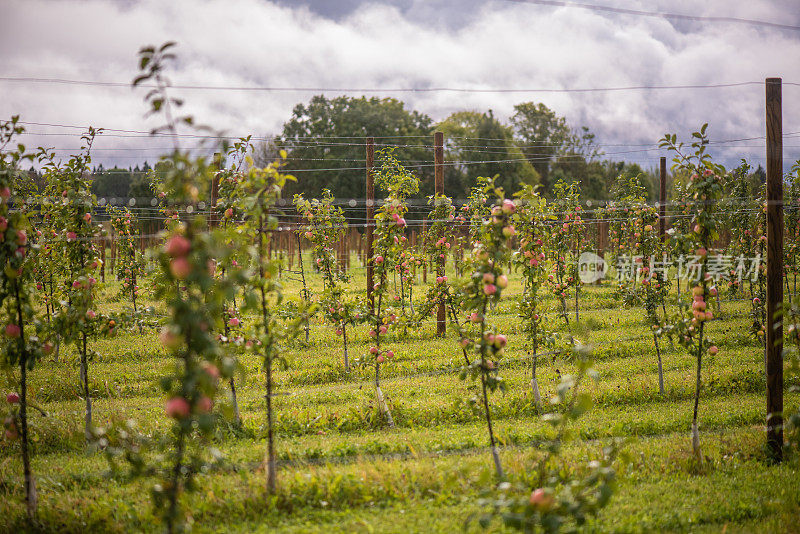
[366,137,375,312]
[659,157,667,242]
[765,77,784,462]
[434,131,446,336]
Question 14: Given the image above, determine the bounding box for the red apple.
[170,257,191,279]
[166,397,191,419]
[196,396,213,414]
[4,324,20,338]
[529,488,554,511]
[165,235,191,258]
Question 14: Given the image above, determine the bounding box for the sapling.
[413,193,455,319]
[295,189,361,370]
[365,148,418,427]
[658,124,724,462]
[514,184,555,407]
[722,162,758,298]
[423,192,456,333]
[0,116,47,521]
[94,41,250,532]
[237,156,313,495]
[213,137,255,425]
[548,180,584,326]
[605,174,648,304]
[415,193,473,362]
[628,190,669,394]
[38,129,102,441]
[455,176,514,479]
[109,206,143,331]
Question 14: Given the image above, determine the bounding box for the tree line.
[21,95,769,206]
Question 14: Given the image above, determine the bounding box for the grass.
[0,253,798,533]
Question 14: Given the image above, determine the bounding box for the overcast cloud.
[1,0,799,170]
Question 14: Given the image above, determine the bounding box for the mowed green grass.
[1,253,798,533]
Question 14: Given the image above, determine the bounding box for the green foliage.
[277,95,433,200]
[437,110,540,198]
[295,189,365,367]
[514,185,558,405]
[109,206,144,307]
[0,116,43,520]
[451,176,516,478]
[361,149,419,425]
[658,124,726,462]
[235,136,315,495]
[548,180,585,322]
[476,345,620,533]
[92,41,250,533]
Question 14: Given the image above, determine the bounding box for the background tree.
[277,95,433,200]
[436,110,539,199]
[510,103,599,193]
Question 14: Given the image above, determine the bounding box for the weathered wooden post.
[766,77,784,462]
[435,131,446,336]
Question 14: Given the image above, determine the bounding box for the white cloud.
[1,0,798,170]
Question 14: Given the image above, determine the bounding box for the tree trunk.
[230,377,240,425]
[15,284,37,520]
[654,332,664,395]
[481,372,504,479]
[691,322,704,461]
[80,332,92,442]
[342,321,350,371]
[375,362,394,427]
[259,215,277,495]
[296,234,310,343]
[265,357,276,493]
[531,318,541,407]
[166,430,186,534]
[479,300,503,479]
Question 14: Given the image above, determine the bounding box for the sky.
[1,0,800,172]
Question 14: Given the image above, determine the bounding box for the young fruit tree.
[93,41,251,532]
[295,189,362,370]
[365,148,418,427]
[213,137,256,425]
[0,117,47,521]
[477,345,619,533]
[415,193,458,340]
[455,176,514,479]
[658,124,724,463]
[513,184,555,407]
[237,154,314,495]
[624,184,670,394]
[38,129,102,441]
[548,180,585,326]
[108,206,144,329]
